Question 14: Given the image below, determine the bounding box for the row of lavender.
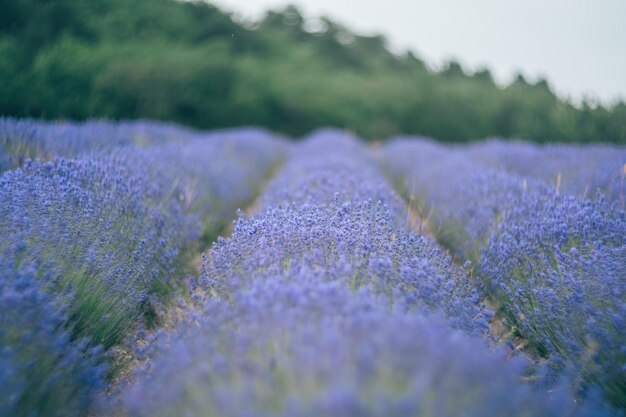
[380,137,625,411]
[0,117,196,173]
[464,138,625,203]
[116,131,606,417]
[0,121,287,417]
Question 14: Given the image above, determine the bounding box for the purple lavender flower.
[1,155,190,347]
[0,127,286,347]
[0,117,191,171]
[205,130,489,335]
[120,278,601,417]
[380,136,626,410]
[0,251,105,417]
[379,137,540,261]
[480,192,626,407]
[465,138,626,203]
[1,122,287,416]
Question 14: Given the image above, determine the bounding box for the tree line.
[1,0,624,143]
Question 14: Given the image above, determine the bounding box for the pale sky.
[210,0,626,105]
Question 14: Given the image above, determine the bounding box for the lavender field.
[1,118,625,417]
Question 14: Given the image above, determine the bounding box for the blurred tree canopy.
[1,0,624,143]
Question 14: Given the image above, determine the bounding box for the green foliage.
[0,0,624,143]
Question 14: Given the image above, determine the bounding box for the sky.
[210,0,626,105]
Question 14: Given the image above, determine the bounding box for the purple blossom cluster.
[128,132,288,242]
[121,278,602,417]
[207,130,488,335]
[464,139,626,203]
[1,125,287,416]
[257,129,401,212]
[115,131,612,416]
[380,136,626,410]
[0,117,199,172]
[380,137,541,261]
[1,156,193,348]
[480,193,626,407]
[3,119,623,415]
[1,249,105,417]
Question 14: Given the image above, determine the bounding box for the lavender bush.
[0,125,287,416]
[381,136,626,410]
[0,128,286,342]
[257,129,399,209]
[207,130,489,335]
[3,119,623,416]
[130,131,288,243]
[109,131,598,416]
[0,117,198,172]
[0,156,191,348]
[381,138,625,262]
[464,139,626,203]
[1,249,105,417]
[380,137,543,261]
[121,278,600,417]
[480,192,626,407]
